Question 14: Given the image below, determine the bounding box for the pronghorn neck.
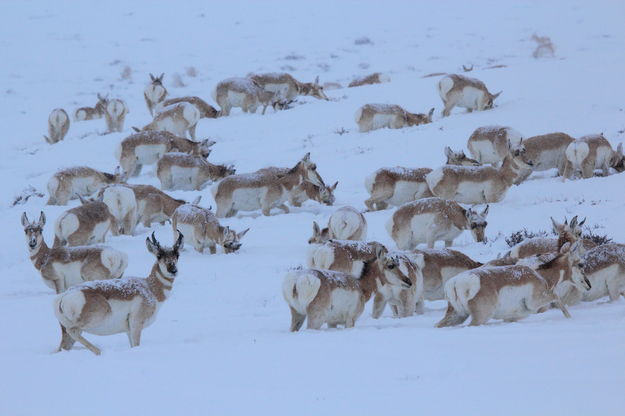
[29,239,51,270]
[279,166,305,191]
[498,157,523,186]
[359,260,383,301]
[537,254,570,290]
[147,263,176,302]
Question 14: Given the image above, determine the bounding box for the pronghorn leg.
[67,328,101,355]
[127,318,143,347]
[188,123,197,141]
[289,307,306,332]
[468,296,496,326]
[415,297,425,315]
[436,303,468,327]
[344,317,356,328]
[371,293,386,319]
[445,240,453,248]
[606,277,622,301]
[278,203,290,214]
[306,310,325,330]
[390,304,400,318]
[57,324,76,351]
[327,323,338,329]
[208,244,217,255]
[581,161,594,179]
[132,163,142,177]
[553,298,571,318]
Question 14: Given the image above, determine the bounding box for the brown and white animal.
[74,94,108,121]
[47,166,125,205]
[387,197,489,249]
[282,246,413,330]
[122,184,198,228]
[97,185,138,235]
[426,148,534,204]
[354,104,434,133]
[142,102,201,140]
[289,180,337,207]
[44,108,70,144]
[156,152,235,191]
[348,72,390,88]
[308,206,367,244]
[249,73,329,102]
[444,147,480,166]
[144,73,167,116]
[371,251,424,318]
[563,134,624,179]
[438,74,501,117]
[307,240,387,277]
[467,126,524,165]
[513,132,575,183]
[213,77,283,116]
[364,167,433,211]
[172,203,249,254]
[213,153,325,217]
[22,212,127,294]
[53,231,183,355]
[158,96,219,119]
[104,99,129,133]
[116,130,214,177]
[53,195,118,247]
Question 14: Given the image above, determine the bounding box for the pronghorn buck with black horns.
[354,104,434,133]
[513,132,575,183]
[22,212,128,294]
[44,108,70,144]
[54,195,118,247]
[104,98,129,133]
[47,166,125,205]
[387,197,489,250]
[364,167,433,211]
[97,185,138,236]
[444,146,480,166]
[213,77,283,116]
[53,231,183,355]
[249,73,329,102]
[308,206,367,244]
[144,73,167,116]
[438,74,501,117]
[74,93,108,121]
[156,152,235,191]
[142,102,201,140]
[563,134,625,179]
[467,126,524,165]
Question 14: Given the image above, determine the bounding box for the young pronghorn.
[44,109,70,144]
[116,130,214,177]
[289,180,338,207]
[563,134,624,179]
[308,206,367,244]
[213,77,283,116]
[354,104,434,133]
[172,203,249,254]
[467,126,524,165]
[104,98,129,133]
[122,184,198,228]
[213,153,325,217]
[444,147,480,166]
[144,73,167,116]
[283,246,413,330]
[426,148,534,204]
[141,102,201,140]
[22,212,127,294]
[348,72,391,88]
[158,96,219,119]
[249,73,329,102]
[47,166,125,205]
[74,93,108,121]
[364,167,433,211]
[53,195,118,247]
[98,185,138,235]
[156,152,235,191]
[54,231,183,355]
[438,74,502,117]
[387,197,489,250]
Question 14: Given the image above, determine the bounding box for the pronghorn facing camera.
[444,146,480,166]
[53,195,117,247]
[104,98,129,133]
[158,96,219,119]
[122,184,196,228]
[438,74,501,117]
[249,73,329,102]
[156,152,235,191]
[513,132,574,183]
[354,104,434,133]
[387,197,489,250]
[44,108,70,144]
[144,73,167,116]
[47,166,125,205]
[98,185,138,235]
[74,93,108,121]
[22,212,127,294]
[53,231,183,355]
[213,77,283,116]
[142,102,201,140]
[348,72,391,88]
[467,126,524,165]
[364,167,433,211]
[563,134,624,179]
[308,206,367,244]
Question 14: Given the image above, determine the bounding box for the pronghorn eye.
[387,264,395,270]
[578,263,584,268]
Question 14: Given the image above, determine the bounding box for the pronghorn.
[122,184,199,227]
[116,130,214,177]
[156,152,235,191]
[513,132,575,183]
[74,93,108,121]
[364,167,433,211]
[22,212,127,294]
[308,206,367,244]
[426,148,534,204]
[54,231,183,355]
[44,109,70,144]
[97,185,138,235]
[436,242,589,327]
[444,146,480,166]
[47,166,125,205]
[104,99,129,133]
[283,246,413,330]
[467,125,524,165]
[354,104,434,133]
[288,180,337,207]
[53,195,118,247]
[307,239,387,277]
[387,197,489,249]
[172,203,249,254]
[371,251,424,318]
[249,73,329,102]
[144,73,167,116]
[438,74,501,117]
[563,134,624,179]
[213,77,283,116]
[348,72,391,88]
[213,153,325,217]
[142,102,201,140]
[158,96,219,119]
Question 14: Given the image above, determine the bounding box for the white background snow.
[1,0,624,415]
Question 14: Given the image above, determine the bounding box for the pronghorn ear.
[132,126,141,133]
[444,146,453,159]
[330,181,338,191]
[97,93,103,100]
[222,226,230,238]
[237,228,250,239]
[114,165,121,177]
[77,194,88,204]
[192,195,202,205]
[312,221,320,234]
[375,244,388,260]
[159,73,164,81]
[43,135,52,144]
[492,91,502,100]
[149,73,155,81]
[551,217,563,233]
[482,205,489,216]
[578,217,586,227]
[427,107,435,121]
[38,211,46,227]
[314,76,320,85]
[618,143,623,155]
[302,152,311,162]
[21,212,29,228]
[465,207,473,218]
[570,216,578,230]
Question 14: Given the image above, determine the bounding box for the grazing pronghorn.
[74,93,108,121]
[364,167,433,211]
[116,130,214,176]
[436,242,589,327]
[104,99,128,133]
[213,153,325,217]
[563,134,624,179]
[142,102,201,140]
[144,73,167,116]
[54,231,183,355]
[354,104,434,133]
[307,240,387,277]
[387,197,489,249]
[308,206,367,244]
[348,72,391,88]
[44,109,70,144]
[98,185,137,235]
[289,180,338,207]
[249,73,329,102]
[467,126,524,165]
[438,74,501,117]
[158,96,219,119]
[47,166,125,205]
[122,184,199,227]
[22,212,127,294]
[213,77,283,116]
[511,132,575,183]
[444,147,480,166]
[282,246,413,330]
[172,203,249,254]
[156,152,235,191]
[426,148,534,204]
[53,195,118,247]
[371,251,424,318]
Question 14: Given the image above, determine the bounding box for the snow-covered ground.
[1,1,624,414]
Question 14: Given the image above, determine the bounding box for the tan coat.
[53,198,117,247]
[364,167,433,211]
[47,166,124,205]
[355,104,433,133]
[157,152,235,191]
[44,108,70,144]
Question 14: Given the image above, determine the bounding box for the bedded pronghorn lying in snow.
[308,206,367,244]
[47,166,125,205]
[156,152,235,191]
[44,108,70,144]
[348,72,390,88]
[467,125,523,165]
[104,99,128,133]
[354,104,434,132]
[563,134,624,179]
[213,77,284,116]
[144,73,167,116]
[53,195,118,247]
[249,73,329,102]
[438,74,501,117]
[74,93,108,121]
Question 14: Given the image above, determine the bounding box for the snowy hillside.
[1,1,624,415]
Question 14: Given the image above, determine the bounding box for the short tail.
[282,270,321,315]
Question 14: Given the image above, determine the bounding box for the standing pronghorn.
[213,77,283,116]
[444,147,480,166]
[288,180,338,207]
[141,102,201,140]
[44,109,70,144]
[438,74,501,117]
[513,132,575,183]
[308,206,367,244]
[249,73,329,102]
[144,73,167,116]
[53,231,183,355]
[158,96,219,119]
[122,184,199,228]
[563,134,624,179]
[467,126,524,165]
[98,185,138,235]
[156,152,236,191]
[47,166,125,205]
[54,195,118,247]
[74,94,108,121]
[364,167,433,211]
[104,99,129,133]
[354,104,434,132]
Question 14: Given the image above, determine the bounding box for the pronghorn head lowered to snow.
[551,215,585,248]
[309,221,331,244]
[444,146,480,166]
[22,211,46,252]
[536,240,591,292]
[298,76,329,101]
[466,205,489,243]
[221,226,250,253]
[405,107,435,126]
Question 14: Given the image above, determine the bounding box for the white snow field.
[1,0,624,414]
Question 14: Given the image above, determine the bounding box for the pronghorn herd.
[29,69,625,355]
